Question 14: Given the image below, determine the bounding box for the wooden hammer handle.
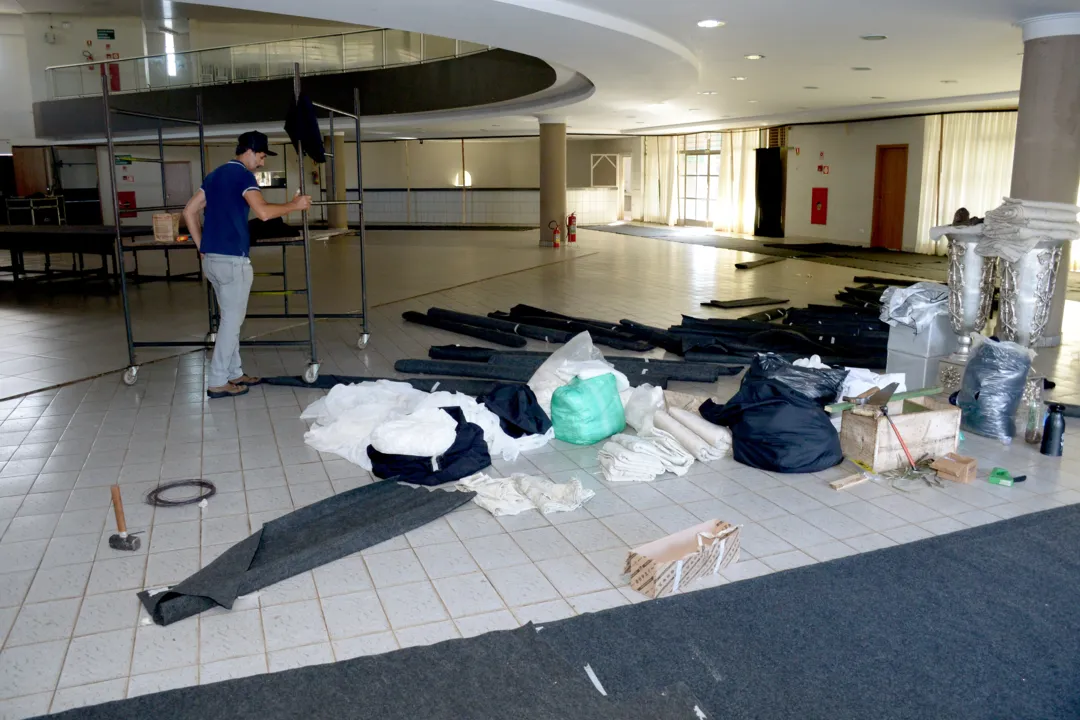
[111,485,127,535]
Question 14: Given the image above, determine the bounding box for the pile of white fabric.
[596,384,732,483]
[598,430,695,483]
[979,197,1080,262]
[457,473,594,516]
[527,331,630,415]
[302,380,551,470]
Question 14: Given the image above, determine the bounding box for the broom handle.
[111,485,127,535]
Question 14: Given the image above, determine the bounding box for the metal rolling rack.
[105,64,370,387]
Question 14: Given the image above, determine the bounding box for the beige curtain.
[641,136,679,226]
[712,129,759,234]
[916,112,1017,255]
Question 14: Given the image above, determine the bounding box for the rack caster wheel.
[205,332,217,344]
[357,333,370,350]
[122,366,139,386]
[303,364,320,384]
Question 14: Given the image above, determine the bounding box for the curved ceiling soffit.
[161,0,698,111]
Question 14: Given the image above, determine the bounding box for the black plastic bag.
[747,353,847,405]
[957,339,1033,443]
[700,379,843,474]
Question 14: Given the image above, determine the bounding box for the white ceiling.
[23,0,1080,137]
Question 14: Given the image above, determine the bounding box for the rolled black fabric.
[429,346,500,362]
[394,359,671,388]
[368,407,491,485]
[402,311,527,348]
[137,482,474,625]
[263,375,521,395]
[427,308,575,344]
[481,384,552,438]
[284,93,326,163]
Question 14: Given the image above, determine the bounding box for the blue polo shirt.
[200,160,260,257]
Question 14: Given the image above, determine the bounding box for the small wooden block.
[829,474,868,491]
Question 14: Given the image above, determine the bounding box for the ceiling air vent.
[765,126,789,149]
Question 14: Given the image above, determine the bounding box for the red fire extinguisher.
[567,212,577,244]
[549,220,561,248]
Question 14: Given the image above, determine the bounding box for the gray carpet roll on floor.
[427,308,576,344]
[137,482,474,626]
[402,311,527,348]
[41,624,705,720]
[263,375,522,395]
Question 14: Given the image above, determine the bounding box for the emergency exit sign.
[97,29,115,39]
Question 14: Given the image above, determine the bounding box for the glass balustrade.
[45,28,492,99]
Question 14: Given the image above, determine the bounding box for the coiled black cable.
[145,479,217,507]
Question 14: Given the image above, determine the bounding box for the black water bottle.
[1040,403,1066,457]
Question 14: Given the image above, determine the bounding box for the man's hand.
[291,191,312,212]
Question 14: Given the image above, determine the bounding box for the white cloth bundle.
[623,384,665,434]
[598,440,667,483]
[929,224,982,241]
[982,224,1077,241]
[368,408,459,457]
[457,473,594,516]
[653,410,724,462]
[666,407,732,455]
[613,429,694,476]
[302,380,550,470]
[986,198,1080,224]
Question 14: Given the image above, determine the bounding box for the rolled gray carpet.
[138,482,474,626]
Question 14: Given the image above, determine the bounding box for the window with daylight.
[677,132,723,225]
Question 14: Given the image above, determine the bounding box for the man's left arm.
[182,189,206,250]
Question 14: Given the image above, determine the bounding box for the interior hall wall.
[785,117,926,252]
[0,16,36,146]
[186,20,363,50]
[21,14,146,104]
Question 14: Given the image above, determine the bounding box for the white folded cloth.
[653,410,724,462]
[457,473,595,516]
[982,224,1077,241]
[369,408,458,457]
[666,407,733,455]
[598,440,667,483]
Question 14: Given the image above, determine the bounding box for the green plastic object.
[987,467,1014,487]
[550,373,626,445]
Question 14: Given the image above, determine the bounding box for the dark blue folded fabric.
[368,407,491,485]
[481,383,551,439]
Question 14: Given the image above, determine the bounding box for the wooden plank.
[826,386,943,413]
[829,474,868,491]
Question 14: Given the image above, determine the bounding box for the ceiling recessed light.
[697,90,717,95]
[688,108,700,111]
[744,54,765,60]
[852,66,872,71]
[697,19,725,28]
[636,122,645,124]
[731,76,747,81]
[860,34,887,41]
[748,100,758,103]
[796,106,810,110]
[941,79,958,83]
[626,115,637,119]
[871,96,886,100]
[803,86,819,90]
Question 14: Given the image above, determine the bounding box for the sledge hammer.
[109,485,141,551]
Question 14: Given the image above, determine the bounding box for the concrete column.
[324,133,348,229]
[1011,13,1080,346]
[538,117,567,246]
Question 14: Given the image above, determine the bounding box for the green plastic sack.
[550,373,626,445]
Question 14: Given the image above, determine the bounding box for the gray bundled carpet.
[138,482,474,626]
[46,504,1080,719]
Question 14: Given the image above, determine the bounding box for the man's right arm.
[182,189,206,250]
[245,189,311,221]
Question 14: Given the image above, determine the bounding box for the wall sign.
[97,29,115,40]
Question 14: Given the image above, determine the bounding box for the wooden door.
[871,144,908,250]
[13,147,50,197]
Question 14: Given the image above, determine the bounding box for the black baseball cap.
[236,131,277,156]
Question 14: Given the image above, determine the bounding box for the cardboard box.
[931,453,977,484]
[840,396,961,474]
[624,520,740,599]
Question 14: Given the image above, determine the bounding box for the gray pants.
[203,253,253,388]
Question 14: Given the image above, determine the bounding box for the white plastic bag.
[369,408,458,457]
[623,384,665,434]
[528,331,629,414]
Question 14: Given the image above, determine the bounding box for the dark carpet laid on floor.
[48,505,1080,719]
[41,622,705,720]
[138,483,474,626]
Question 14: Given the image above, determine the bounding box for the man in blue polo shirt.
[182,131,311,398]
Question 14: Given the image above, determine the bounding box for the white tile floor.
[1,228,1079,718]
